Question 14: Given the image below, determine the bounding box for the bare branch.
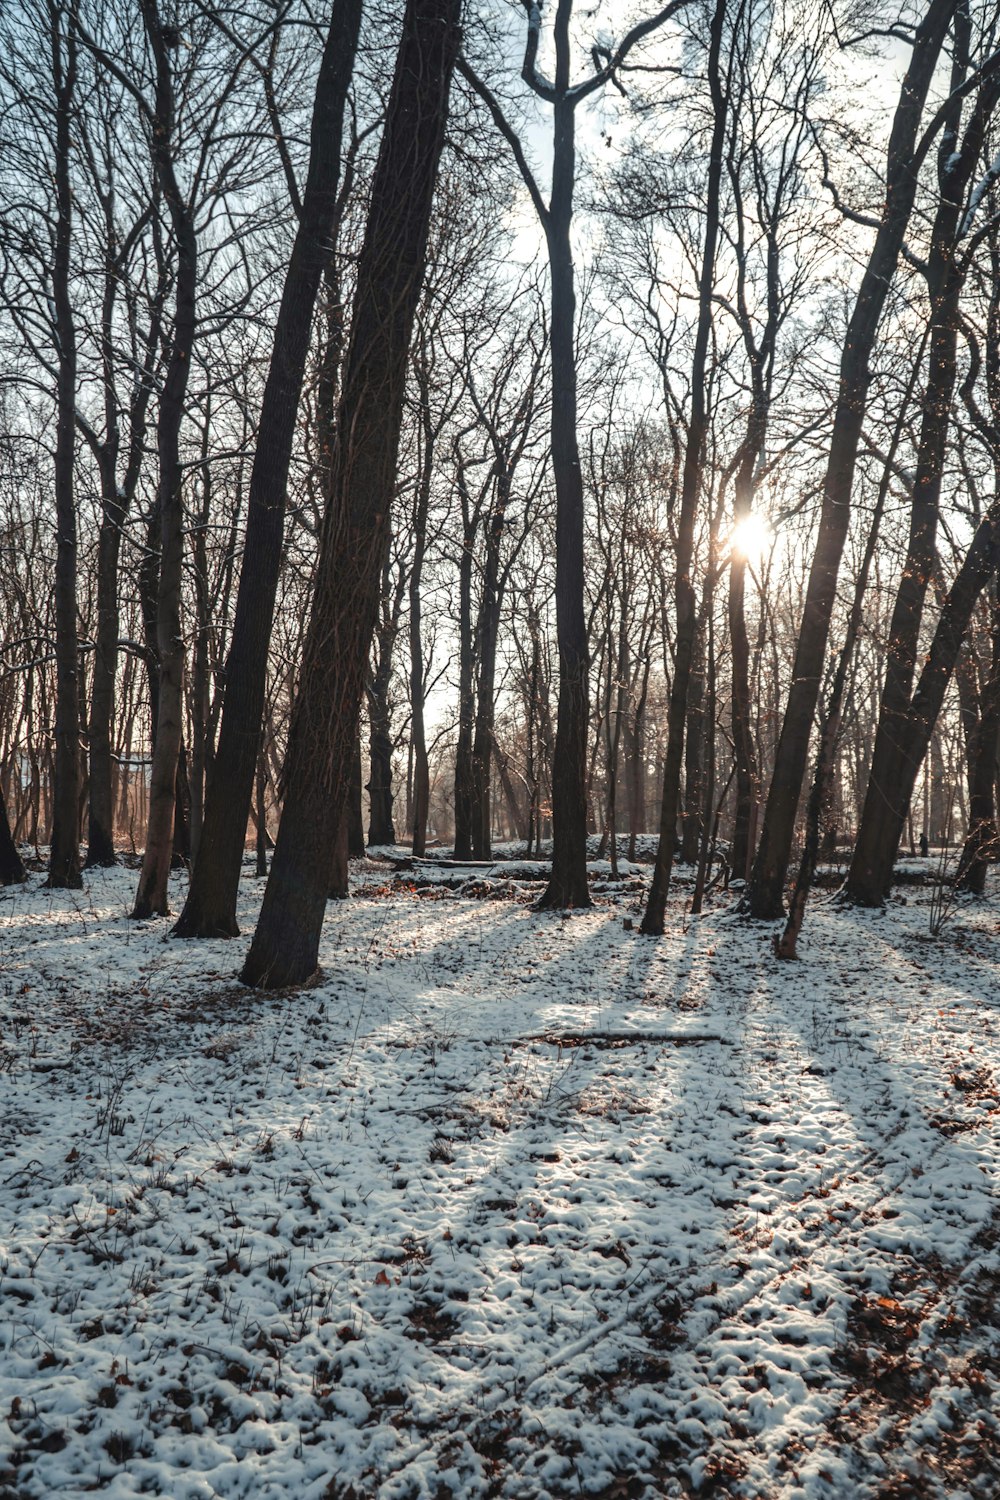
[455,55,550,230]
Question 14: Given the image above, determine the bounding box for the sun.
[730,513,772,566]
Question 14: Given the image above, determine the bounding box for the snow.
[960,147,1000,237]
[2,863,1000,1496]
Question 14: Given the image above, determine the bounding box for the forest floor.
[2,855,1000,1499]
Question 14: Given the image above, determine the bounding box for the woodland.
[4,0,1000,961]
[3,0,1000,1496]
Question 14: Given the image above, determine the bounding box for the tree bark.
[680,616,706,866]
[846,499,1000,904]
[46,2,82,891]
[956,592,1000,892]
[470,474,508,859]
[846,34,1000,903]
[366,649,397,846]
[536,85,591,909]
[409,375,433,857]
[348,731,365,856]
[778,329,926,956]
[241,0,461,988]
[0,782,26,885]
[173,0,361,937]
[133,0,198,919]
[453,513,476,859]
[86,207,164,869]
[748,0,956,919]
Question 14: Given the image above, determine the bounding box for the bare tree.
[174,0,362,937]
[459,0,691,908]
[241,0,463,989]
[748,0,957,919]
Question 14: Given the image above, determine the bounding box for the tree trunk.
[845,499,1000,903]
[778,330,924,956]
[537,90,591,910]
[46,6,81,891]
[255,752,268,877]
[366,658,396,846]
[133,0,199,919]
[189,429,212,862]
[845,47,1000,903]
[748,0,956,919]
[348,731,365,856]
[680,616,706,865]
[409,390,433,857]
[241,0,461,988]
[86,214,163,869]
[453,522,475,859]
[641,0,726,934]
[328,809,350,898]
[173,0,361,937]
[0,782,26,885]
[471,498,505,859]
[957,592,1000,892]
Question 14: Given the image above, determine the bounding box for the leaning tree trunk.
[845,47,1000,906]
[46,7,81,891]
[778,328,926,956]
[173,0,361,937]
[133,0,198,919]
[241,0,461,988]
[846,499,1000,904]
[748,0,956,919]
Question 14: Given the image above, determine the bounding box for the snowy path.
[1,866,999,1498]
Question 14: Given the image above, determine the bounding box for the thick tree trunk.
[846,500,1000,904]
[537,92,591,909]
[329,809,349,898]
[47,9,81,891]
[956,593,1000,892]
[0,783,26,885]
[255,753,268,877]
[241,0,461,988]
[173,0,361,937]
[778,332,923,956]
[748,0,956,919]
[846,54,1000,903]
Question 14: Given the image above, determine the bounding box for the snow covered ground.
[2,860,1000,1498]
